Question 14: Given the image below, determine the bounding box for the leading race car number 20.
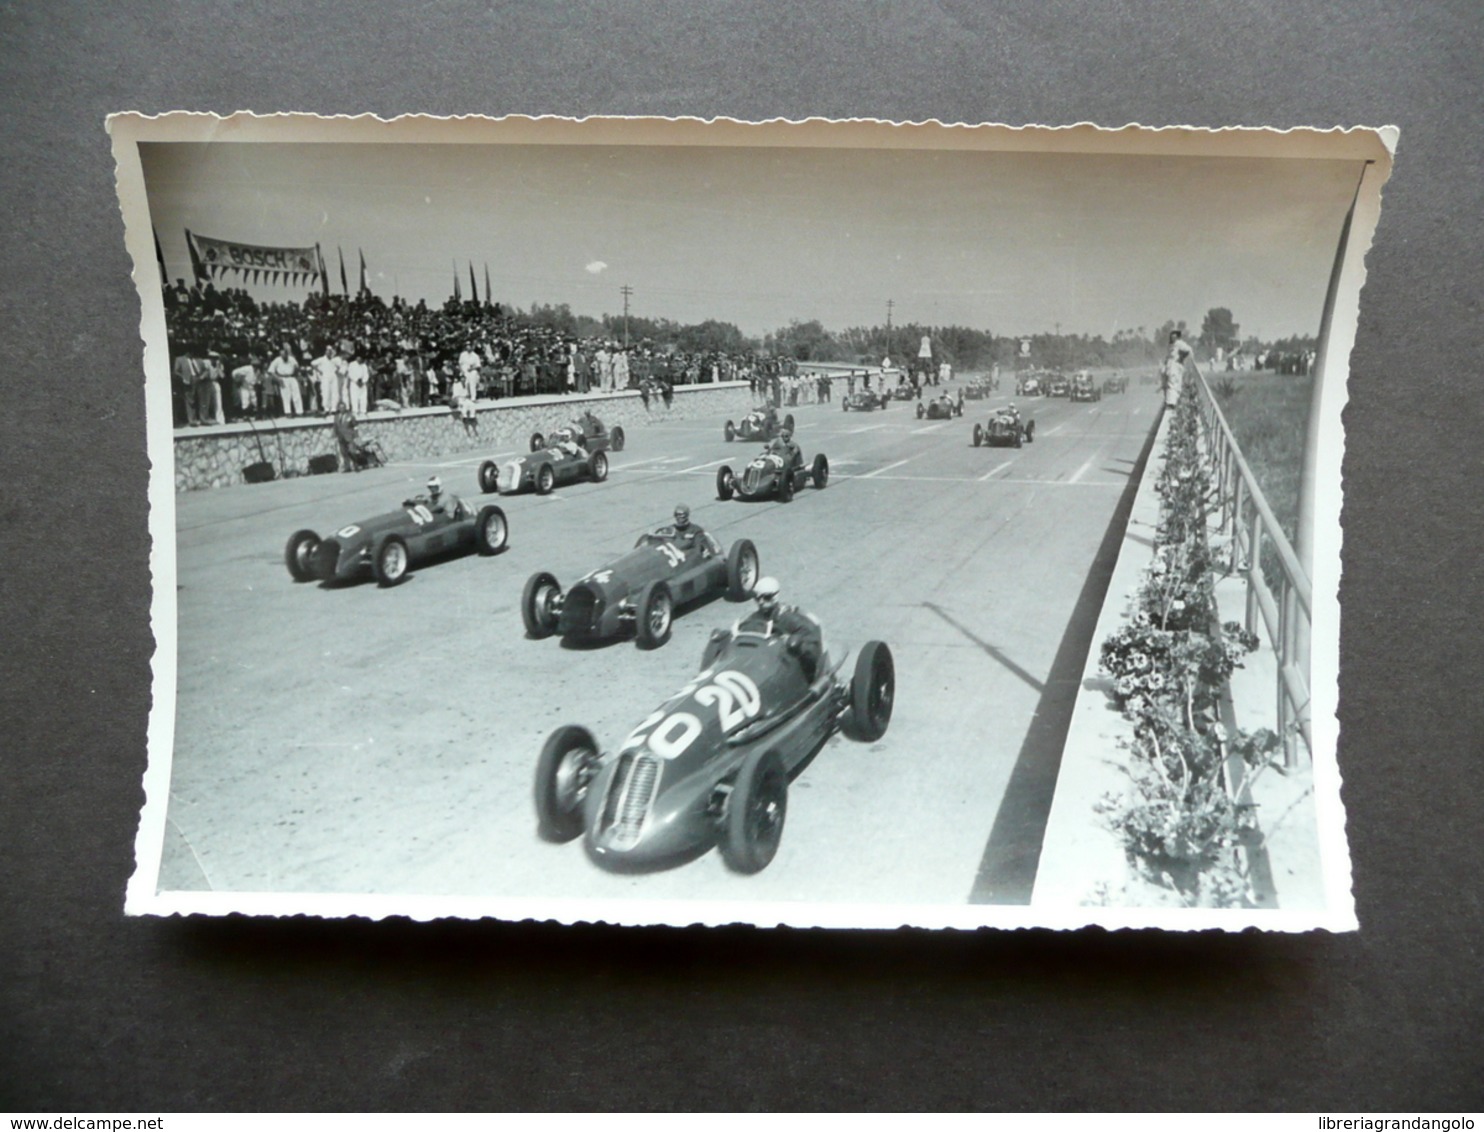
[620,670,763,759]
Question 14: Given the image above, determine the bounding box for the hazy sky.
[141,141,1364,341]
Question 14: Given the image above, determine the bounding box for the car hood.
[577,543,684,594]
[329,508,422,545]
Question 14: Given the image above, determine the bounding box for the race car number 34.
[620,671,762,759]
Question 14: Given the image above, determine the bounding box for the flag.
[358,249,368,296]
[338,246,349,296]
[153,227,168,286]
[484,263,492,305]
[453,260,461,302]
[316,244,330,296]
[469,262,478,303]
[185,229,207,284]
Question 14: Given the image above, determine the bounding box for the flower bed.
[1094,381,1280,906]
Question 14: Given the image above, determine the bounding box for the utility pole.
[885,298,894,361]
[620,284,633,349]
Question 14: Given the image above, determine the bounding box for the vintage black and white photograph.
[113,114,1390,929]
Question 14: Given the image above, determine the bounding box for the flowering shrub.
[1097,378,1279,907]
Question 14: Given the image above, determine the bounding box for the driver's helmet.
[780,427,793,443]
[754,576,781,616]
[551,427,573,446]
[673,504,691,531]
[426,475,443,501]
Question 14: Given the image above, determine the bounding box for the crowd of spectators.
[163,280,797,428]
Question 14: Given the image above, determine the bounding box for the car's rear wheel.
[724,420,736,442]
[534,725,600,843]
[726,539,759,600]
[811,453,829,489]
[720,748,787,874]
[778,471,794,503]
[521,571,561,638]
[610,426,625,452]
[285,529,321,582]
[635,580,673,649]
[1026,421,1036,443]
[535,463,556,495]
[972,423,983,447]
[474,505,508,555]
[916,403,925,419]
[716,465,735,501]
[529,432,544,452]
[478,460,499,494]
[846,640,895,742]
[590,450,609,483]
[372,534,410,587]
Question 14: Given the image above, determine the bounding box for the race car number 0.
[406,504,434,525]
[622,671,762,759]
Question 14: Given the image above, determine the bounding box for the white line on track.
[845,423,889,434]
[674,458,728,474]
[827,473,1124,487]
[910,423,949,434]
[861,457,914,479]
[1042,423,1067,436]
[977,459,1013,481]
[1068,455,1097,485]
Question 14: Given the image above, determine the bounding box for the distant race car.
[724,410,794,443]
[529,413,625,455]
[521,533,760,649]
[1069,371,1102,402]
[962,377,997,400]
[1015,373,1043,397]
[1102,374,1129,395]
[1044,372,1071,398]
[532,619,896,872]
[285,493,508,587]
[716,444,829,503]
[841,389,889,412]
[916,394,963,419]
[479,435,610,495]
[889,383,917,401]
[972,409,1036,448]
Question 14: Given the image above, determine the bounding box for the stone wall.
[173,383,755,492]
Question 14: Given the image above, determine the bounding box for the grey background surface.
[2,0,1480,1111]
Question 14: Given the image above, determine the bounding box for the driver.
[408,475,465,518]
[767,426,802,469]
[551,429,586,459]
[654,503,717,554]
[738,577,822,680]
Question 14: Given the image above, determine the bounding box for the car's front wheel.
[726,539,759,600]
[521,571,562,638]
[534,725,600,843]
[372,534,410,587]
[724,420,736,442]
[716,465,735,501]
[610,426,625,452]
[811,453,829,489]
[478,460,499,494]
[972,423,983,447]
[846,640,895,742]
[285,529,321,582]
[590,450,609,483]
[635,580,674,649]
[720,748,787,874]
[474,505,508,555]
[535,463,556,495]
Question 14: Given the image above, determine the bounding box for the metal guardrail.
[1192,369,1313,766]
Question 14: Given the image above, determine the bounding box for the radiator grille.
[610,754,659,848]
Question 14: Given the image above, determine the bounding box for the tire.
[778,470,794,503]
[535,463,556,495]
[726,539,759,600]
[371,534,410,587]
[783,414,795,433]
[811,453,829,489]
[285,529,321,582]
[610,426,625,452]
[724,421,736,442]
[1026,420,1035,443]
[1014,430,1022,448]
[720,748,787,874]
[716,465,735,501]
[635,580,673,649]
[972,423,983,447]
[529,432,544,452]
[474,505,508,555]
[478,460,499,494]
[916,403,925,419]
[521,571,561,638]
[590,450,608,483]
[534,725,600,842]
[846,640,895,742]
[841,401,848,411]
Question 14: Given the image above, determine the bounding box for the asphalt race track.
[161,378,1162,908]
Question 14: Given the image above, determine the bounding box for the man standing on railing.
[1162,329,1194,408]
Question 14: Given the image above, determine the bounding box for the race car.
[916,393,964,419]
[889,382,918,401]
[521,534,760,649]
[1015,372,1043,397]
[1102,374,1129,395]
[972,408,1036,448]
[724,409,794,443]
[1069,371,1102,402]
[716,443,829,503]
[532,621,895,872]
[479,437,610,495]
[961,376,997,400]
[285,493,509,587]
[1044,372,1071,398]
[529,412,625,455]
[841,389,889,411]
